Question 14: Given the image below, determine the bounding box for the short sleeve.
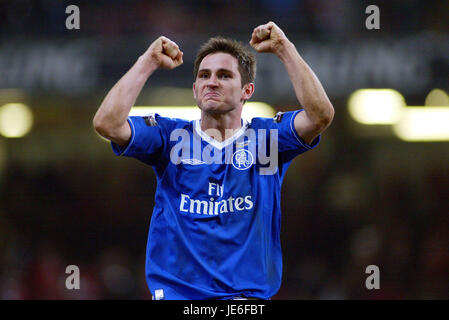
[111,114,166,165]
[275,109,320,161]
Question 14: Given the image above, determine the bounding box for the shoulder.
[248,110,302,129]
[131,113,193,132]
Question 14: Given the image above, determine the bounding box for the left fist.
[249,21,289,55]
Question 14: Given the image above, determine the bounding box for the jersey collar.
[193,118,249,150]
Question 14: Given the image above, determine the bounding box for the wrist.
[138,53,160,73]
[276,40,299,63]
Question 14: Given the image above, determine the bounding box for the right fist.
[146,36,183,69]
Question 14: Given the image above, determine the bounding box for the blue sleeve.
[275,109,320,157]
[111,115,166,166]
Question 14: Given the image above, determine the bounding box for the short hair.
[193,37,256,87]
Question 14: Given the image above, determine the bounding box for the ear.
[193,83,197,99]
[242,83,255,101]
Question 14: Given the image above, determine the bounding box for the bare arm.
[250,22,334,144]
[93,36,183,147]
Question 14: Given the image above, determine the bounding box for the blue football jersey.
[111,109,320,300]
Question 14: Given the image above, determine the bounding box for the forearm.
[277,41,334,126]
[93,53,158,132]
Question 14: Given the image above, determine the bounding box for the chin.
[201,101,224,113]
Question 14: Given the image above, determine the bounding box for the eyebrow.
[198,68,234,74]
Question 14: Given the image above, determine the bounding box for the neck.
[200,110,242,142]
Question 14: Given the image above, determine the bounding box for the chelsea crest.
[232,149,254,170]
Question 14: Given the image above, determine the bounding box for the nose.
[205,75,219,88]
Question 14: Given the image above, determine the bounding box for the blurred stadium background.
[0,0,448,299]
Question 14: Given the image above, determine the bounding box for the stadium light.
[393,107,449,142]
[0,103,33,138]
[242,102,276,119]
[130,106,200,119]
[348,89,406,125]
[424,88,449,106]
[130,102,275,120]
[348,88,449,141]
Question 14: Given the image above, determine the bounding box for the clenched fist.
[145,36,183,70]
[249,22,290,56]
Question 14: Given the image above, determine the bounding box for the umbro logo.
[181,158,206,165]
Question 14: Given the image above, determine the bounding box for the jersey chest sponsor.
[178,182,253,215]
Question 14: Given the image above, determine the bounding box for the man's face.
[193,52,253,115]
